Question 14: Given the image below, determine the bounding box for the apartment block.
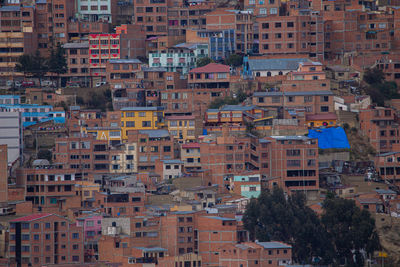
[359,107,400,153]
[134,0,168,37]
[165,115,197,143]
[9,213,84,267]
[206,9,254,54]
[181,143,201,171]
[77,0,112,23]
[160,211,196,256]
[89,33,120,83]
[196,215,248,266]
[16,166,81,213]
[127,129,174,172]
[256,13,324,61]
[62,42,90,87]
[120,106,165,140]
[0,111,22,164]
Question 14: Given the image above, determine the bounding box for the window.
[72,256,79,262]
[275,22,281,28]
[72,233,79,239]
[262,23,269,29]
[287,22,294,27]
[142,121,151,127]
[320,106,329,112]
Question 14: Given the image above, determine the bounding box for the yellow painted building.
[166,115,196,143]
[0,32,25,80]
[85,127,122,142]
[120,107,165,139]
[75,181,101,201]
[306,113,337,128]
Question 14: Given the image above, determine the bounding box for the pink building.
[76,213,103,262]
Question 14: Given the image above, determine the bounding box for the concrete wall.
[0,112,21,164]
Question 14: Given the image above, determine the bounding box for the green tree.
[48,44,68,87]
[243,188,334,264]
[16,51,48,85]
[196,57,214,67]
[321,195,380,266]
[225,54,243,67]
[363,67,385,85]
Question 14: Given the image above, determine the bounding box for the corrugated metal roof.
[248,58,309,71]
[139,129,170,138]
[256,241,292,249]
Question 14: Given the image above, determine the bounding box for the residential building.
[62,42,90,87]
[149,43,207,74]
[219,241,292,267]
[0,104,65,127]
[189,63,231,89]
[9,213,84,266]
[230,173,262,198]
[181,143,201,171]
[89,33,120,83]
[127,129,174,172]
[133,0,168,37]
[242,57,310,78]
[0,112,22,164]
[374,151,400,182]
[196,215,248,266]
[120,106,165,140]
[186,28,235,60]
[77,0,112,23]
[359,107,400,153]
[165,115,197,143]
[160,211,196,256]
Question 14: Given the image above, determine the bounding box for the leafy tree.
[208,89,247,109]
[243,188,334,264]
[16,51,48,85]
[321,195,380,266]
[363,67,385,85]
[48,44,68,87]
[37,149,52,162]
[225,54,243,67]
[196,57,214,67]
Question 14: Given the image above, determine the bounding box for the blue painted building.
[230,173,262,198]
[0,100,65,127]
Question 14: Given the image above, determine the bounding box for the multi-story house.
[359,107,400,153]
[77,0,112,23]
[0,104,65,127]
[76,213,103,261]
[219,241,292,267]
[165,115,197,143]
[127,129,175,172]
[133,0,168,38]
[230,173,262,198]
[0,5,35,83]
[89,33,120,84]
[149,43,208,74]
[256,13,324,61]
[120,106,165,140]
[16,166,81,213]
[160,211,196,256]
[9,213,84,267]
[206,9,254,54]
[181,143,201,171]
[189,63,231,89]
[196,215,248,266]
[62,42,90,87]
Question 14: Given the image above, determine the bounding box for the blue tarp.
[308,127,350,149]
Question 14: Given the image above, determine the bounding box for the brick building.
[359,107,400,153]
[9,213,84,267]
[219,241,292,267]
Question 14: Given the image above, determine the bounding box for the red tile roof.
[182,142,200,148]
[190,63,230,73]
[10,213,52,222]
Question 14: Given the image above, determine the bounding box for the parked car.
[41,80,54,87]
[95,81,106,87]
[66,81,81,88]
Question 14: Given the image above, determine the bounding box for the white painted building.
[0,112,22,164]
[149,43,208,74]
[77,0,112,22]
